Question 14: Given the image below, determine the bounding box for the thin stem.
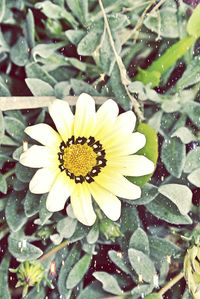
[4,168,15,179]
[39,240,69,262]
[158,272,184,296]
[98,0,144,121]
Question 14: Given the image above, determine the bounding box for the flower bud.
[99,218,123,241]
[10,261,45,297]
[184,245,200,299]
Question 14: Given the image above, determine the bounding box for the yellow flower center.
[63,144,97,177]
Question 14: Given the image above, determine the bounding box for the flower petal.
[95,169,141,200]
[108,155,155,176]
[20,145,57,168]
[25,124,61,149]
[89,182,121,221]
[70,183,96,226]
[29,167,59,194]
[49,99,74,141]
[46,172,74,212]
[95,99,119,140]
[106,132,146,157]
[74,93,96,138]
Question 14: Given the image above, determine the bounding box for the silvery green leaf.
[15,163,35,183]
[187,168,200,187]
[146,194,192,225]
[86,222,99,244]
[5,194,27,232]
[25,78,54,96]
[24,191,40,217]
[54,81,71,98]
[108,250,131,275]
[0,254,11,299]
[0,81,10,96]
[39,194,52,225]
[184,102,200,128]
[23,287,45,299]
[77,281,108,299]
[4,116,25,142]
[0,174,7,194]
[10,37,29,66]
[50,233,63,245]
[149,236,181,261]
[93,272,123,295]
[57,217,77,239]
[32,42,66,61]
[161,137,186,178]
[12,146,23,161]
[26,62,57,86]
[128,248,156,283]
[131,284,154,298]
[184,147,200,173]
[161,100,181,113]
[24,9,35,48]
[171,127,196,144]
[8,231,43,261]
[0,0,6,23]
[176,56,200,89]
[65,30,85,45]
[132,183,158,205]
[0,110,4,142]
[158,184,192,215]
[71,79,100,96]
[148,111,163,132]
[129,228,150,255]
[66,0,88,25]
[66,254,92,289]
[120,204,140,235]
[77,25,103,56]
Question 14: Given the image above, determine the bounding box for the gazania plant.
[0,1,200,299]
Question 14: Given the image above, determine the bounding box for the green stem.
[4,168,15,179]
[39,240,69,262]
[158,272,184,296]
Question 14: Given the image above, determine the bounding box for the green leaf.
[23,287,45,299]
[149,236,181,261]
[15,163,35,183]
[4,116,25,142]
[161,137,186,178]
[0,81,10,96]
[176,56,200,89]
[132,183,158,205]
[171,127,196,144]
[86,223,99,244]
[57,217,77,239]
[24,191,40,217]
[5,194,27,232]
[120,204,140,235]
[187,4,200,38]
[93,272,123,295]
[128,248,156,283]
[25,78,54,96]
[10,37,29,66]
[8,231,43,261]
[39,194,52,225]
[131,284,154,298]
[158,184,192,215]
[108,250,131,275]
[146,194,192,225]
[0,0,6,23]
[58,244,81,297]
[54,81,71,98]
[110,64,131,111]
[184,147,200,173]
[65,30,85,45]
[26,62,57,86]
[66,254,92,289]
[0,174,7,194]
[128,123,158,187]
[77,281,108,299]
[71,79,100,96]
[66,0,88,25]
[188,168,200,187]
[0,198,7,211]
[129,228,150,255]
[24,9,35,48]
[32,42,65,61]
[184,102,200,128]
[0,255,11,299]
[144,293,163,299]
[0,109,4,142]
[144,7,179,38]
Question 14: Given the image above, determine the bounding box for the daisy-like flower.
[20,93,154,226]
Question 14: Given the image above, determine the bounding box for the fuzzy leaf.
[93,272,123,295]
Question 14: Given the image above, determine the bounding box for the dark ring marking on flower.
[58,135,106,184]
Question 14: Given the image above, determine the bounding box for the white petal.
[108,155,155,176]
[29,167,59,194]
[106,132,146,157]
[49,99,74,141]
[71,183,96,226]
[95,169,141,200]
[46,172,74,212]
[74,93,96,138]
[89,182,121,221]
[20,145,57,168]
[115,110,136,133]
[25,124,61,149]
[95,99,119,140]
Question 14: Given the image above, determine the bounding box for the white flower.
[20,93,154,226]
